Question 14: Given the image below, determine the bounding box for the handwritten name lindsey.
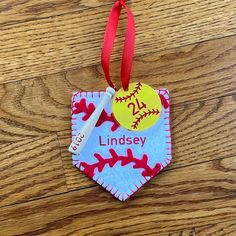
[99,135,147,147]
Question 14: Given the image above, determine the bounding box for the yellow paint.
[112,82,162,131]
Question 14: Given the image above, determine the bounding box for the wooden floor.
[0,0,236,235]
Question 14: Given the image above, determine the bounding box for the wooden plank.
[0,135,67,207]
[0,156,235,235]
[1,0,236,82]
[1,34,236,142]
[161,229,196,236]
[0,77,69,143]
[0,0,110,26]
[59,94,236,190]
[161,219,236,235]
[3,34,236,101]
[195,220,236,236]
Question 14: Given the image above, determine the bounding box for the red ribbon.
[101,0,135,91]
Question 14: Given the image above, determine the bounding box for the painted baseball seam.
[71,91,103,137]
[72,98,119,132]
[131,108,160,130]
[115,82,142,103]
[73,159,152,201]
[79,148,162,178]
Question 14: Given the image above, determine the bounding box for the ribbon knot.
[118,0,125,5]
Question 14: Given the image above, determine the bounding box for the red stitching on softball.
[132,109,160,129]
[115,82,142,103]
[80,148,162,178]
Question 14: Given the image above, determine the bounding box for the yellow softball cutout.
[112,82,162,131]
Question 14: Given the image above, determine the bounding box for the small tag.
[112,82,162,131]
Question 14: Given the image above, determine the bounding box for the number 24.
[128,98,147,115]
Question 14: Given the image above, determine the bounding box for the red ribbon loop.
[101,0,135,91]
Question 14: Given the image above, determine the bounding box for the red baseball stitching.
[72,98,119,132]
[159,89,172,169]
[132,108,160,129]
[115,82,142,103]
[80,148,162,178]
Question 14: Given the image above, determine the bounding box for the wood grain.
[1,35,236,141]
[1,0,236,82]
[59,94,236,190]
[162,229,196,236]
[0,1,236,234]
[162,220,236,236]
[0,156,235,235]
[0,135,67,207]
[0,0,110,26]
[58,130,95,190]
[195,220,236,236]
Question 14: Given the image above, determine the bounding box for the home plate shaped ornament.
[68,0,172,201]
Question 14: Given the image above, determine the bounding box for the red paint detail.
[115,82,142,103]
[72,98,119,132]
[158,89,169,96]
[132,109,160,130]
[159,94,170,109]
[80,148,162,178]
